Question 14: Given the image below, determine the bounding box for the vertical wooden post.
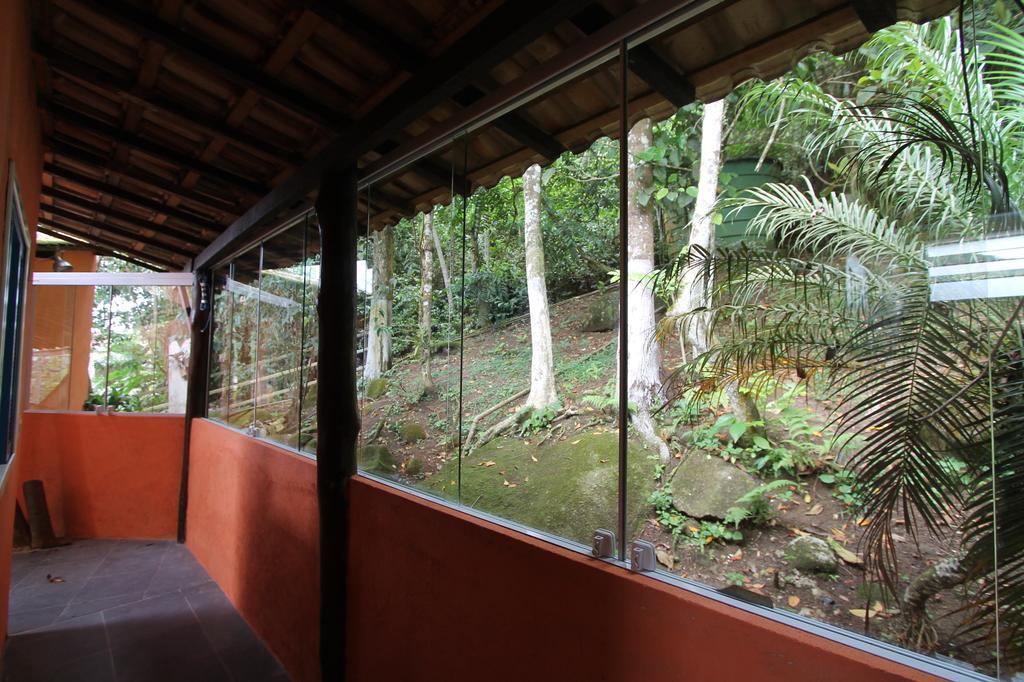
[314,166,359,682]
[178,268,211,543]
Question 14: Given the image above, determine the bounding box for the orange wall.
[17,412,184,539]
[348,477,941,681]
[0,0,43,652]
[186,418,319,682]
[186,417,941,682]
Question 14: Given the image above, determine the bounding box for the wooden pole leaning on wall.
[314,166,359,682]
[178,269,211,543]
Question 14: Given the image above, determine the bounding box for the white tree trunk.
[420,212,435,393]
[669,98,726,357]
[363,225,392,381]
[430,217,455,312]
[626,119,670,462]
[522,164,558,409]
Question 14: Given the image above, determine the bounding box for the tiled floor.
[4,539,289,682]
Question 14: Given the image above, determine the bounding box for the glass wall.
[208,5,1023,677]
[28,276,191,413]
[207,214,320,451]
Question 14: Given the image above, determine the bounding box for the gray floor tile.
[5,540,291,682]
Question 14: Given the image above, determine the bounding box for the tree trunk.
[363,225,393,381]
[430,216,456,313]
[522,164,558,409]
[668,98,725,358]
[419,212,435,394]
[626,119,670,462]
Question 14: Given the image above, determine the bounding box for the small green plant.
[724,479,796,528]
[648,486,687,544]
[819,468,861,507]
[685,520,742,548]
[518,402,562,436]
[724,571,747,587]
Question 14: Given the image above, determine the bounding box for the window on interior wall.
[1,165,30,464]
[207,212,320,453]
[27,262,192,414]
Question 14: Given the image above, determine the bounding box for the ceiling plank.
[71,0,346,128]
[41,45,306,165]
[37,225,168,271]
[41,203,201,255]
[454,86,568,160]
[43,99,269,195]
[44,161,224,233]
[38,217,185,268]
[46,142,241,216]
[42,186,205,248]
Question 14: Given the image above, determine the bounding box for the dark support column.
[314,166,360,682]
[178,269,211,543]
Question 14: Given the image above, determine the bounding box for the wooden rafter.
[36,226,167,271]
[38,218,185,269]
[41,203,201,255]
[44,162,225,233]
[41,186,204,247]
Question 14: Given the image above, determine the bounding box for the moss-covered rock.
[405,457,424,477]
[423,431,657,546]
[359,445,396,473]
[366,377,388,399]
[784,536,838,574]
[580,294,618,332]
[400,422,427,443]
[669,453,758,520]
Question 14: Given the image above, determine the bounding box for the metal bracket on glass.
[629,540,657,573]
[592,529,616,558]
[246,423,266,438]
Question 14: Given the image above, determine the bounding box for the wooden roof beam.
[851,0,898,32]
[40,45,307,165]
[570,6,695,109]
[47,142,242,216]
[301,1,419,72]
[42,186,205,248]
[43,99,269,195]
[38,217,186,269]
[73,0,345,129]
[36,226,166,271]
[44,162,224,233]
[42,203,201,255]
[454,86,568,161]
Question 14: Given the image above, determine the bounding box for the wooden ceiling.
[32,0,957,271]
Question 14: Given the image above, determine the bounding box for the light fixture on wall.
[52,250,73,272]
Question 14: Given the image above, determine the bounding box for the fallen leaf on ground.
[789,527,809,536]
[655,548,675,570]
[805,504,824,516]
[530,455,538,462]
[788,596,801,607]
[481,461,496,467]
[803,494,812,503]
[827,538,863,565]
[730,549,743,561]
[857,517,871,527]
[47,575,64,584]
[570,439,581,445]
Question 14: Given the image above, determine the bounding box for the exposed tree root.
[632,410,671,463]
[464,388,530,450]
[901,556,967,651]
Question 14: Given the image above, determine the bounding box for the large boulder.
[423,432,657,546]
[580,294,618,332]
[365,377,388,399]
[359,445,396,473]
[669,453,758,520]
[400,422,427,443]
[785,536,839,574]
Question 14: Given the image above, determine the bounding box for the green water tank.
[717,158,782,246]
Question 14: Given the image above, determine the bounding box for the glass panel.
[356,162,460,499]
[223,252,261,430]
[255,221,307,447]
[299,214,320,454]
[454,56,623,552]
[624,11,1022,676]
[29,285,77,410]
[86,285,113,411]
[207,267,230,422]
[102,285,190,413]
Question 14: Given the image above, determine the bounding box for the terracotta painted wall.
[0,0,43,652]
[186,419,319,682]
[348,477,942,682]
[17,412,184,539]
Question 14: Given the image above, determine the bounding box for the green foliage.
[724,479,795,528]
[518,402,562,436]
